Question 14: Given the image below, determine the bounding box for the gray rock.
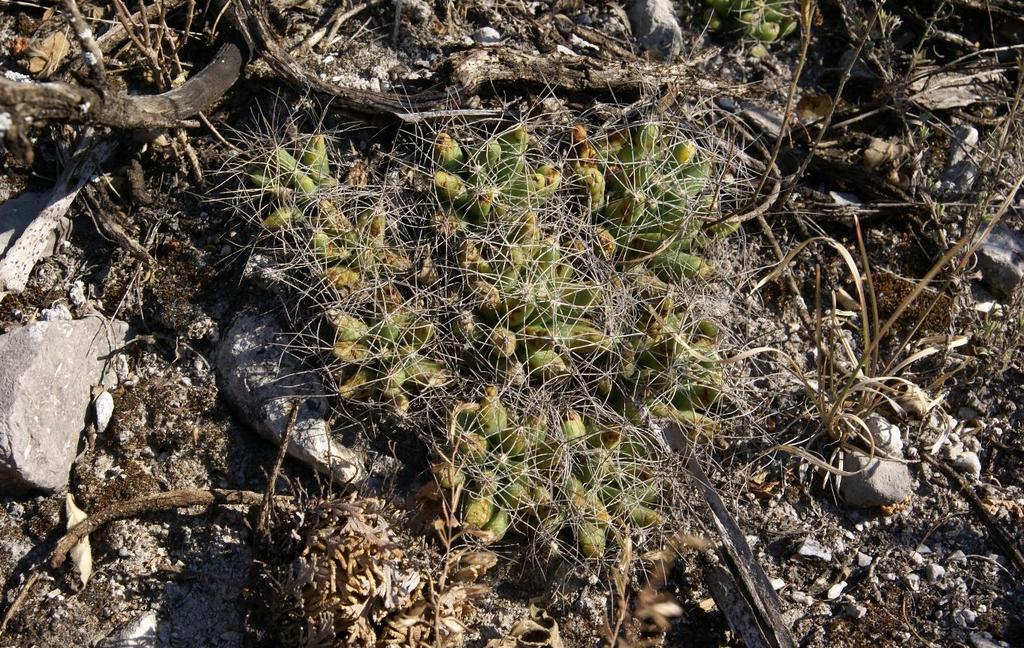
[627,0,683,60]
[40,303,72,321]
[795,538,832,562]
[938,125,979,197]
[97,610,157,647]
[472,27,501,45]
[925,563,946,581]
[970,631,1008,648]
[214,310,363,484]
[905,572,920,591]
[954,608,978,627]
[975,223,1024,299]
[841,453,913,507]
[954,451,982,478]
[0,317,127,493]
[68,281,86,309]
[840,414,912,507]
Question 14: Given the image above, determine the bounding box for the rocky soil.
[1,1,1023,647]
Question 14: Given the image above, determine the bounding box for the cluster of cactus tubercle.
[570,122,731,268]
[701,0,798,43]
[424,124,736,556]
[433,127,613,388]
[247,137,450,416]
[242,120,742,562]
[433,387,668,558]
[570,123,731,431]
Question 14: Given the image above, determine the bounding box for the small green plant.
[701,0,799,43]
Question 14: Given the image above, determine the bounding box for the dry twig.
[0,488,284,638]
[256,403,299,539]
[921,453,1024,576]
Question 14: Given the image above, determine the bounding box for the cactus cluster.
[245,136,451,415]
[229,114,750,565]
[569,123,730,430]
[701,0,798,43]
[434,387,672,559]
[423,124,733,559]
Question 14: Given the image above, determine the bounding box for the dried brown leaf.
[26,31,70,77]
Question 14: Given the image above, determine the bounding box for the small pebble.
[826,581,847,600]
[925,563,946,581]
[472,27,501,45]
[905,573,920,591]
[954,451,982,478]
[796,538,833,562]
[94,391,114,434]
[790,591,814,605]
[910,551,925,566]
[970,631,1007,648]
[954,608,978,627]
[844,602,867,619]
[769,578,785,591]
[41,304,73,321]
[69,281,87,308]
[856,552,873,567]
[948,550,967,565]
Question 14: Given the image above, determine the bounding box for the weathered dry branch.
[0,488,282,638]
[0,41,241,133]
[230,0,728,121]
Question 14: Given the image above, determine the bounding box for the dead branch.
[678,438,796,648]
[442,47,725,99]
[0,41,242,135]
[230,0,729,121]
[0,488,284,638]
[256,403,299,539]
[0,132,117,297]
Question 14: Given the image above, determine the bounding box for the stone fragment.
[627,0,684,60]
[214,310,363,484]
[0,318,127,492]
[925,563,946,581]
[938,125,979,197]
[796,538,833,562]
[472,27,501,45]
[840,415,913,507]
[97,610,158,648]
[93,390,114,434]
[975,223,1024,299]
[954,451,982,479]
